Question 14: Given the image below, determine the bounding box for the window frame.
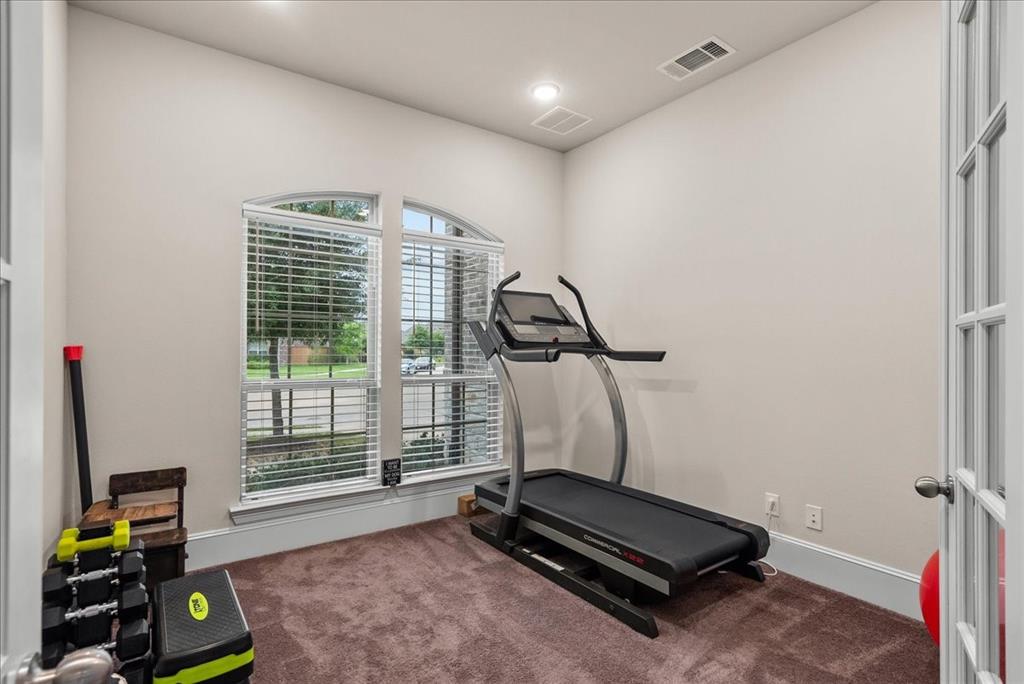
[400,199,504,480]
[239,193,382,503]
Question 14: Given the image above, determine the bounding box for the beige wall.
[66,8,564,534]
[42,0,70,548]
[560,1,941,573]
[65,2,943,575]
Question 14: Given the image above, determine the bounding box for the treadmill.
[468,272,769,638]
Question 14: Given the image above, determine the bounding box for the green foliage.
[402,325,445,358]
[248,199,370,348]
[401,432,450,473]
[334,321,367,363]
[245,431,368,492]
[274,200,368,222]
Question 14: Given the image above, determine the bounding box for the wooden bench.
[81,467,188,591]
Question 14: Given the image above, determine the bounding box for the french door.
[1,0,48,680]
[938,1,1022,682]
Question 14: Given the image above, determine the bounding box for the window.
[401,202,503,476]
[241,194,380,501]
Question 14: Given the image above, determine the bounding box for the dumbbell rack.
[41,521,153,683]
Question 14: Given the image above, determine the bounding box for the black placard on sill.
[381,458,402,487]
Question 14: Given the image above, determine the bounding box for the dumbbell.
[117,655,151,684]
[56,521,132,572]
[43,548,146,606]
[43,583,149,647]
[32,647,116,682]
[41,618,151,668]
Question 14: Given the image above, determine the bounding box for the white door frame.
[0,0,47,681]
[1001,3,1023,682]
[939,1,1022,682]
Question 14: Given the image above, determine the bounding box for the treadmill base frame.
[470,517,660,638]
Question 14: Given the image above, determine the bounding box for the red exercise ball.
[920,550,940,644]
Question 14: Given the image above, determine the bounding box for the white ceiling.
[70,0,873,152]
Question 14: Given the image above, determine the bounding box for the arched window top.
[402,199,501,245]
[246,191,378,225]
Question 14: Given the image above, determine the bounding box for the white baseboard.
[766,531,922,620]
[188,494,922,622]
[186,481,473,570]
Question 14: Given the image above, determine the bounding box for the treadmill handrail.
[488,271,521,332]
[557,275,607,348]
[501,347,561,363]
[498,344,664,362]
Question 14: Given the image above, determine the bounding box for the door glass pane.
[962,167,976,313]
[963,4,977,150]
[963,493,977,629]
[988,518,1006,682]
[989,0,1006,112]
[987,127,1006,305]
[962,326,976,472]
[987,323,1004,497]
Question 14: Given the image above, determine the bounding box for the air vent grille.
[531,106,592,135]
[657,36,735,82]
[675,49,714,72]
[700,41,730,58]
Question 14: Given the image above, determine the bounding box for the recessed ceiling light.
[531,83,560,102]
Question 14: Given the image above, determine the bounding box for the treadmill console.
[496,290,592,346]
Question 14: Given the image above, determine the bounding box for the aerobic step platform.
[152,569,253,684]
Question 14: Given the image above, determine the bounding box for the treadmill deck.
[475,469,766,585]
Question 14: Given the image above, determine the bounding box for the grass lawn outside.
[246,360,368,379]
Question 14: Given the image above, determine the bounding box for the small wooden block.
[457,493,482,518]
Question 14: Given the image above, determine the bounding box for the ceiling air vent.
[531,106,592,135]
[657,36,735,81]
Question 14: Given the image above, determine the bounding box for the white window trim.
[229,462,508,525]
[239,193,383,505]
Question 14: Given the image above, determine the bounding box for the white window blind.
[401,204,503,476]
[241,199,381,501]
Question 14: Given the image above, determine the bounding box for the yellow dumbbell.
[56,520,131,562]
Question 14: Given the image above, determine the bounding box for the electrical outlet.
[764,493,780,517]
[805,504,822,531]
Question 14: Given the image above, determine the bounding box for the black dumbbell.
[117,655,151,684]
[41,639,68,669]
[100,618,151,661]
[40,619,151,668]
[42,583,149,647]
[43,549,146,606]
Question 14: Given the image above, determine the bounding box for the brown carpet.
[213,516,938,683]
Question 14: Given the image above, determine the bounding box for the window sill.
[228,463,508,526]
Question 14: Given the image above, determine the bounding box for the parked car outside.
[401,358,416,374]
[414,356,433,373]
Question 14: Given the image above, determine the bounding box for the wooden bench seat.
[136,527,188,548]
[81,499,179,527]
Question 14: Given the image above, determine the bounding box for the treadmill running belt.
[478,471,752,575]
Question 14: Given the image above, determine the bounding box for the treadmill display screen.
[501,292,567,326]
